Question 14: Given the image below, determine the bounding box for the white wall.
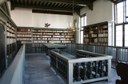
[80,0,114,25]
[10,8,73,29]
[11,8,33,27]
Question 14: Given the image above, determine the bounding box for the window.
[108,23,114,46]
[126,0,128,16]
[115,0,128,47]
[116,2,124,23]
[79,14,87,43]
[116,25,123,46]
[125,24,128,47]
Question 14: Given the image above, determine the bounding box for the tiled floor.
[24,54,120,84]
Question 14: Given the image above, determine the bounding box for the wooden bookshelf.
[6,23,16,45]
[0,2,21,77]
[83,21,109,45]
[6,22,17,65]
[17,27,75,43]
[17,27,32,43]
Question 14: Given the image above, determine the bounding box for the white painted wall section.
[80,0,114,25]
[11,8,33,27]
[10,8,73,28]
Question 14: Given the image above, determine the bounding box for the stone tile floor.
[24,54,120,84]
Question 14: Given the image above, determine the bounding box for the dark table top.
[44,43,66,49]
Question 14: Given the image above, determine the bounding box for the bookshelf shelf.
[17,27,75,43]
[83,21,109,45]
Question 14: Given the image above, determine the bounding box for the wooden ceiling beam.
[28,0,31,5]
[19,0,23,4]
[38,1,42,6]
[27,0,95,10]
[11,3,79,12]
[28,0,86,5]
[32,9,73,15]
[10,0,95,12]
[24,0,28,5]
[110,0,125,4]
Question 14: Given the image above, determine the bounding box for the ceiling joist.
[10,0,96,15]
[32,9,73,15]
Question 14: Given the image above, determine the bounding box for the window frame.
[114,0,128,47]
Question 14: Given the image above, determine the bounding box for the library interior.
[0,0,128,84]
